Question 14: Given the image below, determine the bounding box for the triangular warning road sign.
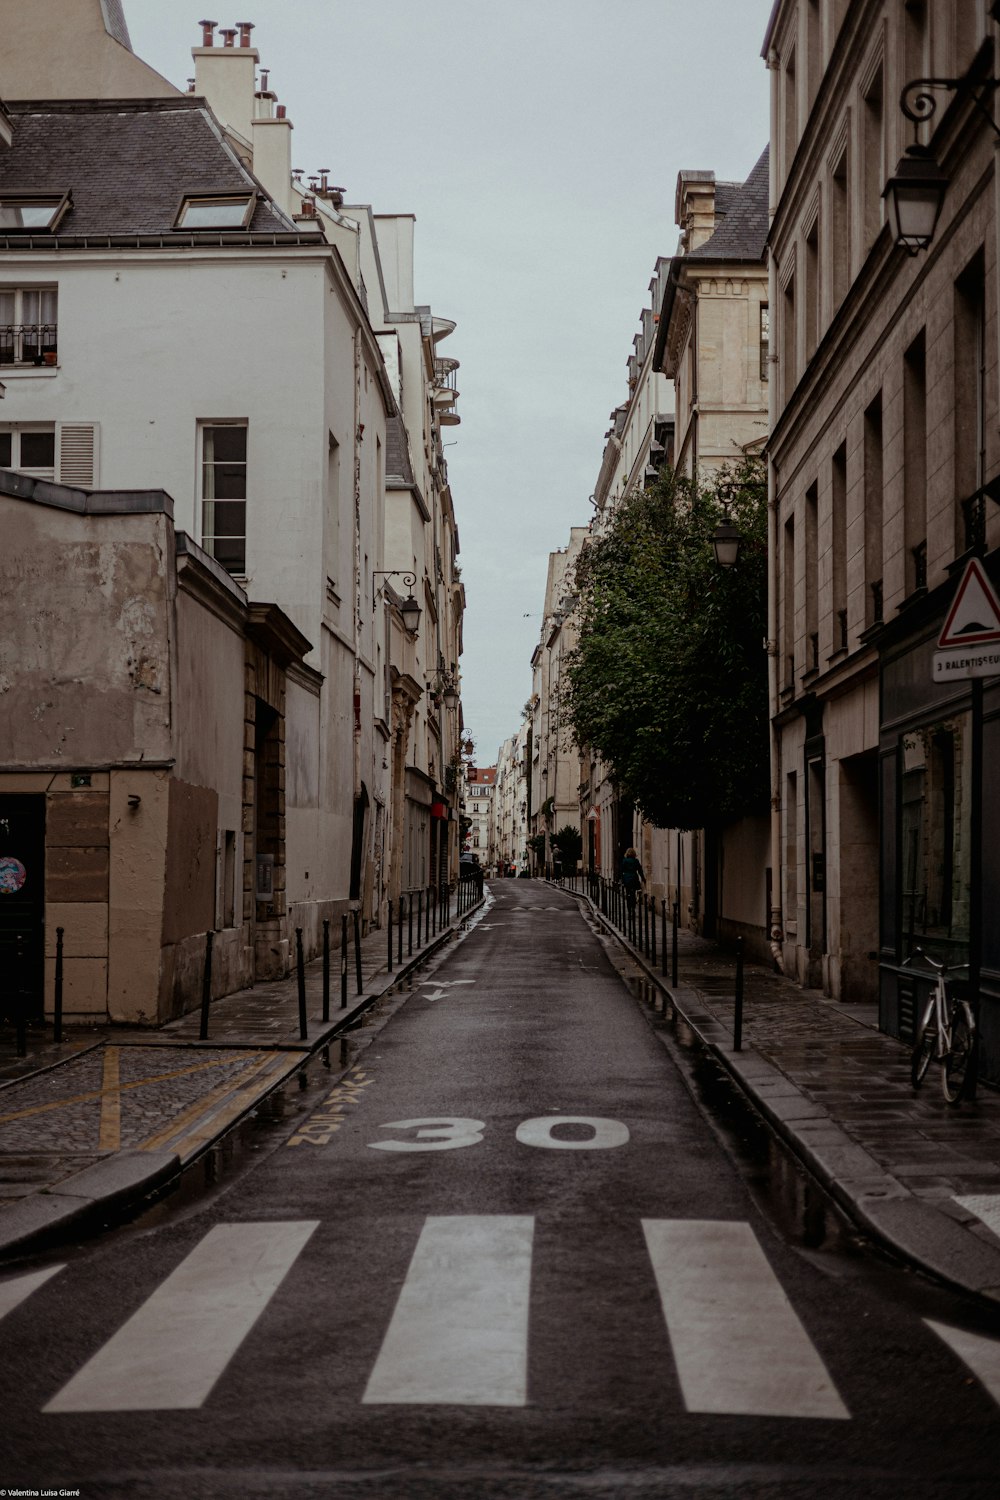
[937,557,1000,648]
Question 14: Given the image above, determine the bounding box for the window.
[831,442,847,655]
[759,304,770,382]
[783,513,796,688]
[901,716,972,961]
[804,218,820,362]
[831,146,849,311]
[955,249,986,552]
[200,423,247,574]
[864,394,883,627]
[861,64,884,253]
[903,330,927,594]
[782,272,796,404]
[175,194,255,230]
[805,482,818,673]
[0,286,57,365]
[0,193,70,232]
[0,425,56,478]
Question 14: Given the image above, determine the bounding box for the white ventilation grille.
[58,423,99,488]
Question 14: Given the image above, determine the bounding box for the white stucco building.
[0,4,465,1022]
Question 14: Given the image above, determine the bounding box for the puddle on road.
[620,972,866,1262]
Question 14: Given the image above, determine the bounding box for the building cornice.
[246,601,313,666]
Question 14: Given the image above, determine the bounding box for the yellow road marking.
[0,1051,262,1127]
[98,1046,121,1151]
[137,1050,284,1152]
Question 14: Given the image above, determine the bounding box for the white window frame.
[199,420,249,576]
[0,423,56,479]
[0,193,71,233]
[0,285,58,366]
[174,194,255,231]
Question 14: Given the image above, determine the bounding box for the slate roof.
[0,98,297,238]
[100,0,132,50]
[688,146,769,263]
[385,413,416,487]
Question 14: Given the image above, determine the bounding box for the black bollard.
[387,899,394,973]
[341,914,349,1008]
[650,897,657,967]
[54,926,65,1044]
[661,900,668,980]
[322,919,331,1022]
[733,935,745,1051]
[417,890,423,947]
[398,895,404,966]
[199,928,214,1040]
[354,910,363,995]
[407,893,413,956]
[14,932,27,1058]
[295,928,308,1040]
[671,900,679,988]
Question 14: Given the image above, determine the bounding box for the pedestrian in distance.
[621,846,645,940]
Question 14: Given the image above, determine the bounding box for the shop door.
[0,795,46,1021]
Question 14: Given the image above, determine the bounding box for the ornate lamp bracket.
[900,73,1000,143]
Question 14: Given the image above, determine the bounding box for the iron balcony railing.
[0,323,58,365]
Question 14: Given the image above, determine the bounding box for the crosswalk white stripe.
[43,1221,318,1412]
[954,1194,1000,1244]
[926,1320,1000,1407]
[0,1264,63,1322]
[642,1219,850,1420]
[363,1215,534,1407]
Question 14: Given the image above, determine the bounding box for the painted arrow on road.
[418,980,476,1003]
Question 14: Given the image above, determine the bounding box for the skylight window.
[0,194,70,232]
[174,194,256,230]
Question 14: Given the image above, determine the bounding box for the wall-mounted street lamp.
[373,570,421,633]
[882,146,950,253]
[885,10,1000,254]
[711,514,742,569]
[426,668,460,709]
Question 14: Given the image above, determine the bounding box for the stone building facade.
[765,0,1000,1082]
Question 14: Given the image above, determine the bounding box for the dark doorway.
[0,795,46,1021]
[350,784,370,902]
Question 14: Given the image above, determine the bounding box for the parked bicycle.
[902,947,977,1104]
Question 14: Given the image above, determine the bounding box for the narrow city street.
[1,883,999,1499]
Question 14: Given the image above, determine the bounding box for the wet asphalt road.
[1,880,1000,1499]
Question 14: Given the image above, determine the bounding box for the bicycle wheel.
[942,1008,975,1104]
[911,1017,936,1088]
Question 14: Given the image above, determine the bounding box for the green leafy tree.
[551,824,582,869]
[564,459,768,829]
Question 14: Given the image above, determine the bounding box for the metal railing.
[0,322,58,364]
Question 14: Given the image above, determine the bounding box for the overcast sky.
[124,0,773,763]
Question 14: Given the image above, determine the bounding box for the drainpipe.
[765,79,784,973]
[767,458,784,972]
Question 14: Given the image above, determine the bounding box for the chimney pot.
[276,104,287,119]
[187,77,196,92]
[198,20,218,45]
[219,27,238,47]
[237,21,255,46]
[260,68,269,90]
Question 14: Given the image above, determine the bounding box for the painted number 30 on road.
[368,1116,630,1152]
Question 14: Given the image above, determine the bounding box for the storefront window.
[900,712,972,961]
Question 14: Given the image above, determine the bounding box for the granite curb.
[0,899,481,1262]
[564,884,1000,1306]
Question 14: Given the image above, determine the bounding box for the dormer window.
[174,194,256,230]
[0,193,71,232]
